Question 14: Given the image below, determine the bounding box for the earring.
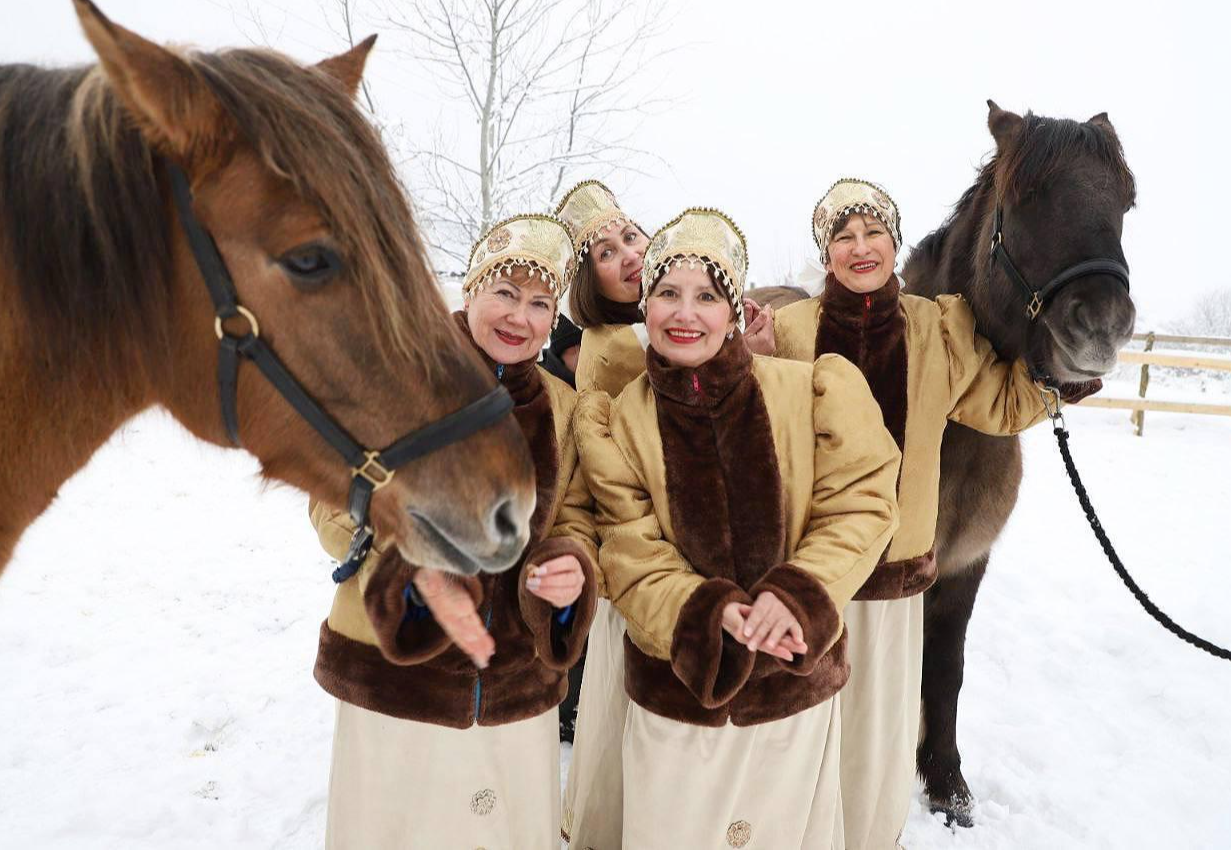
[726,329,735,340]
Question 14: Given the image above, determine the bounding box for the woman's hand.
[525,554,585,609]
[412,568,495,669]
[721,592,807,661]
[742,298,775,356]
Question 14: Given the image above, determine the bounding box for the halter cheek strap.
[989,205,1131,321]
[166,162,514,582]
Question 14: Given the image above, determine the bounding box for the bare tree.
[1176,288,1231,339]
[383,0,674,265]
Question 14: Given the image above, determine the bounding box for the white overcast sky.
[4,0,1227,324]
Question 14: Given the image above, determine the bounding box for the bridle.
[988,204,1131,322]
[166,163,514,583]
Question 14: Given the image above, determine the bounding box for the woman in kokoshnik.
[307,213,599,850]
[574,208,902,849]
[554,179,648,848]
[760,179,1101,850]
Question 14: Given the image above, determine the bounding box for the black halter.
[989,205,1131,321]
[166,163,514,583]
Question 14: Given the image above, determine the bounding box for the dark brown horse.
[746,284,810,310]
[0,3,536,584]
[904,101,1137,825]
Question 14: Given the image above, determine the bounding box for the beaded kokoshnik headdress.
[463,213,576,328]
[554,180,643,256]
[812,178,903,266]
[640,207,749,328]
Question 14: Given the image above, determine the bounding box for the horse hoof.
[928,794,974,829]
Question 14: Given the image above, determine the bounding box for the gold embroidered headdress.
[554,180,641,255]
[464,214,576,328]
[640,208,749,327]
[812,178,902,266]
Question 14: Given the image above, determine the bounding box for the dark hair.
[566,222,648,328]
[567,254,609,328]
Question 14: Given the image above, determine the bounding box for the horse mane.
[0,47,442,376]
[0,63,171,373]
[912,112,1137,271]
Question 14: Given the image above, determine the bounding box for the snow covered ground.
[2,388,1229,849]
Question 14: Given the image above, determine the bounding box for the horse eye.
[278,244,343,287]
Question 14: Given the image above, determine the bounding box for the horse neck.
[0,268,156,576]
[903,177,1025,360]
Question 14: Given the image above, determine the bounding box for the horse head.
[70,0,535,575]
[974,101,1137,382]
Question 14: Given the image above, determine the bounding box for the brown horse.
[904,101,1137,825]
[0,3,536,583]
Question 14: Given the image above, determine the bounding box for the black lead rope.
[165,162,514,584]
[1041,391,1231,662]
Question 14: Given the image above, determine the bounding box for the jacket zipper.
[860,293,872,365]
[472,604,494,722]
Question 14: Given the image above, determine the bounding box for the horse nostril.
[1067,299,1094,336]
[491,499,521,545]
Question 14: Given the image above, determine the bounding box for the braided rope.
[1052,425,1231,661]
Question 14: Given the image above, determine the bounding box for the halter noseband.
[166,163,514,583]
[989,204,1131,321]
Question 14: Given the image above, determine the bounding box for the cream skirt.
[325,700,560,850]
[560,599,628,849]
[621,698,843,850]
[838,595,924,850]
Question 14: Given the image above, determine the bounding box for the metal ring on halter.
[353,451,395,490]
[214,305,260,340]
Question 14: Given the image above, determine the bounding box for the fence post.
[1133,331,1155,436]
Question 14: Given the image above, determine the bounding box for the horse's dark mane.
[0,47,443,375]
[910,112,1136,276]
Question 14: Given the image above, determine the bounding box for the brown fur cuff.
[363,549,482,665]
[518,537,598,671]
[749,564,840,676]
[853,550,938,601]
[669,578,757,708]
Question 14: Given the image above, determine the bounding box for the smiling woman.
[306,212,601,848]
[574,207,901,849]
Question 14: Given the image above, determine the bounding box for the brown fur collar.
[646,334,785,588]
[815,274,908,455]
[452,310,557,551]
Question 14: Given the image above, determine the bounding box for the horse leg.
[918,552,988,828]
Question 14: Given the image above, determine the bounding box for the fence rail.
[1074,331,1231,433]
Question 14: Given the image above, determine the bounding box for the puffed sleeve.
[749,355,901,675]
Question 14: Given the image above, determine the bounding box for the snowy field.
[2,381,1229,849]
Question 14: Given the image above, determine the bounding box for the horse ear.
[73,0,230,164]
[986,99,1023,151]
[1088,112,1116,134]
[316,35,377,99]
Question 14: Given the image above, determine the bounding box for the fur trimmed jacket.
[309,313,599,729]
[574,322,648,397]
[773,276,1090,600]
[574,335,901,727]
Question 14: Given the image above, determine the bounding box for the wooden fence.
[1074,332,1231,434]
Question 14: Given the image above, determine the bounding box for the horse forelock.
[190,48,447,377]
[994,112,1137,208]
